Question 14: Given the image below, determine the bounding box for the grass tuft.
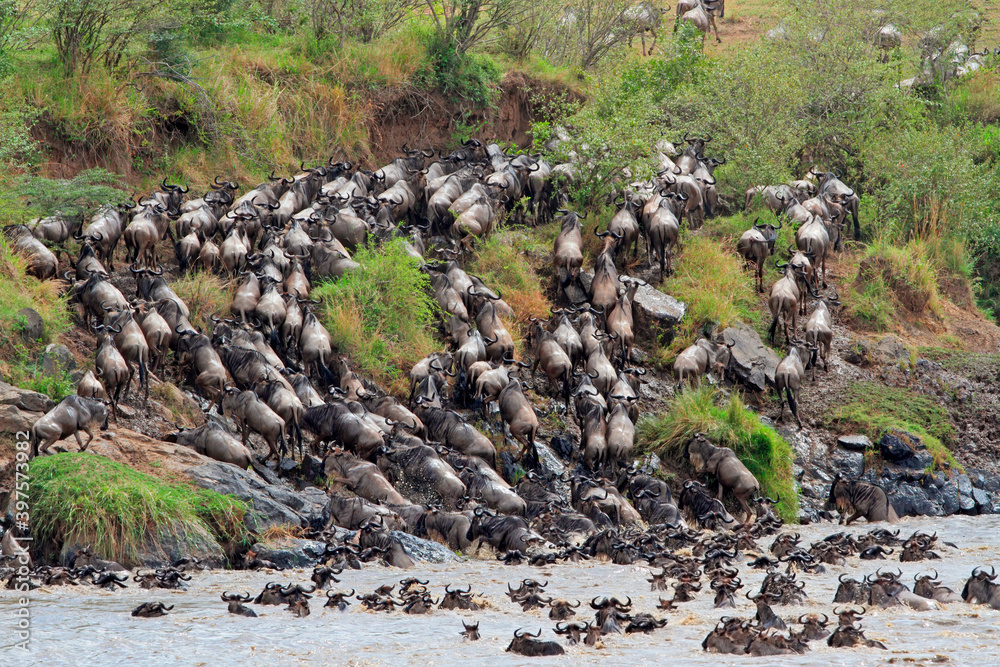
[656,233,759,364]
[31,453,249,566]
[170,272,234,333]
[465,229,551,336]
[312,239,438,393]
[637,386,799,522]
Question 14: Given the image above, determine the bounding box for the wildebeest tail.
[768,315,779,342]
[785,386,798,422]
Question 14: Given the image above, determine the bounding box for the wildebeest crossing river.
[6,515,1000,665]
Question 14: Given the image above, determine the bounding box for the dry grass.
[466,229,552,339]
[170,272,234,333]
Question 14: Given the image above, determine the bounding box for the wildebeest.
[31,395,109,457]
[222,592,257,617]
[826,475,898,524]
[131,602,173,617]
[165,422,252,468]
[506,628,565,656]
[688,433,760,522]
[962,566,1000,608]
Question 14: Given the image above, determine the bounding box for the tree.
[424,0,526,54]
[46,0,162,74]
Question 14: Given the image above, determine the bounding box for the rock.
[0,405,40,436]
[0,381,55,413]
[637,452,661,474]
[563,271,591,305]
[722,322,781,392]
[549,434,576,461]
[390,531,460,564]
[957,474,973,497]
[250,538,327,569]
[135,525,226,568]
[42,344,76,378]
[891,482,939,517]
[186,462,327,532]
[938,482,960,516]
[632,285,686,344]
[837,434,872,451]
[829,451,864,478]
[16,307,44,341]
[69,369,87,384]
[972,488,991,511]
[842,338,874,367]
[969,469,1000,493]
[300,455,324,480]
[879,430,921,463]
[535,440,571,503]
[960,494,977,513]
[873,335,909,364]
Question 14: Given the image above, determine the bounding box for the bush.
[32,454,249,566]
[9,169,128,224]
[637,386,799,522]
[312,239,438,393]
[170,272,234,332]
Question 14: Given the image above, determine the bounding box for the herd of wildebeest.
[6,135,997,656]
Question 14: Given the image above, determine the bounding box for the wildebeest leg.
[80,425,95,451]
[845,510,863,525]
[112,384,123,422]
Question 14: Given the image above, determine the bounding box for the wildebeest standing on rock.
[826,475,898,524]
[687,433,760,522]
[31,395,109,458]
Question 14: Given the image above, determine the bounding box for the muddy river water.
[4,515,1000,665]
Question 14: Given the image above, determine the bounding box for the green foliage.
[465,229,551,331]
[825,383,959,470]
[637,386,799,522]
[0,100,40,170]
[619,21,706,103]
[11,168,128,222]
[31,453,249,566]
[0,235,71,343]
[312,239,438,392]
[423,33,501,106]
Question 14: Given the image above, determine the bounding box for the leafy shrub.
[637,386,799,521]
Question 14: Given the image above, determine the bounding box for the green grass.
[637,386,799,522]
[32,454,249,566]
[824,383,960,471]
[313,239,438,394]
[0,236,71,344]
[656,232,760,364]
[170,272,234,333]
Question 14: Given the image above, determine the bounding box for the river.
[4,515,1000,665]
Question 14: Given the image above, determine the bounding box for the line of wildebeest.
[6,135,994,656]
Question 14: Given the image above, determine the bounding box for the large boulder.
[186,462,328,532]
[633,285,685,344]
[42,344,76,378]
[837,434,872,452]
[249,538,328,569]
[0,381,54,414]
[390,531,460,564]
[16,308,44,342]
[722,323,781,392]
[878,429,933,469]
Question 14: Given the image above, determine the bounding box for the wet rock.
[535,440,571,502]
[632,285,685,344]
[0,381,55,413]
[42,344,76,378]
[960,494,977,513]
[16,307,44,341]
[890,482,939,517]
[879,430,924,464]
[300,455,324,480]
[391,531,460,564]
[972,488,991,512]
[969,469,1000,493]
[186,462,327,532]
[873,335,909,364]
[837,434,872,451]
[136,527,226,569]
[957,474,973,497]
[938,482,961,516]
[250,538,327,569]
[830,451,864,478]
[722,322,781,392]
